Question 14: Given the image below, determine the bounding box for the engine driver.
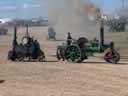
[67,32,73,46]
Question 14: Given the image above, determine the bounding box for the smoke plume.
[48,0,101,40]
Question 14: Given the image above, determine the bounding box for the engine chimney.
[100,19,104,51]
[13,25,18,47]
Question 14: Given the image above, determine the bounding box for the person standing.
[67,32,73,46]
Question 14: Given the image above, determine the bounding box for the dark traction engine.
[8,25,45,62]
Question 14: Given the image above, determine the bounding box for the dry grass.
[0,27,128,96]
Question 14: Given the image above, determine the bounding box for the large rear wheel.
[56,47,65,61]
[65,45,82,63]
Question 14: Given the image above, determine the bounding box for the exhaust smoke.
[48,0,101,40]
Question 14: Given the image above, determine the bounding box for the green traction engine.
[56,20,120,64]
[56,37,120,64]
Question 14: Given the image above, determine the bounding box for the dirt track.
[0,27,128,96]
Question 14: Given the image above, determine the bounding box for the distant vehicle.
[0,27,8,35]
[47,27,56,40]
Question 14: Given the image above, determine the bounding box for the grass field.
[0,26,128,96]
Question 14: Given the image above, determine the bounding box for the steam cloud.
[48,0,101,40]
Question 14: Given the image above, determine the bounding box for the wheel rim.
[38,52,45,62]
[17,54,24,61]
[65,45,81,62]
[38,55,45,62]
[104,50,120,64]
[56,48,61,60]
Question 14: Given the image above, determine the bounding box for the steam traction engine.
[56,20,120,64]
[8,25,45,62]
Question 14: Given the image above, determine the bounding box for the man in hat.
[67,32,73,46]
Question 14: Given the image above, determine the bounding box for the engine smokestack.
[99,19,104,51]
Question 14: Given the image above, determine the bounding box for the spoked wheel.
[22,36,29,45]
[8,51,16,61]
[38,51,45,62]
[16,53,25,61]
[104,49,120,64]
[56,48,61,60]
[65,45,82,63]
[56,47,65,61]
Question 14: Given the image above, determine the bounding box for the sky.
[0,0,48,18]
[91,0,123,14]
[0,0,126,18]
